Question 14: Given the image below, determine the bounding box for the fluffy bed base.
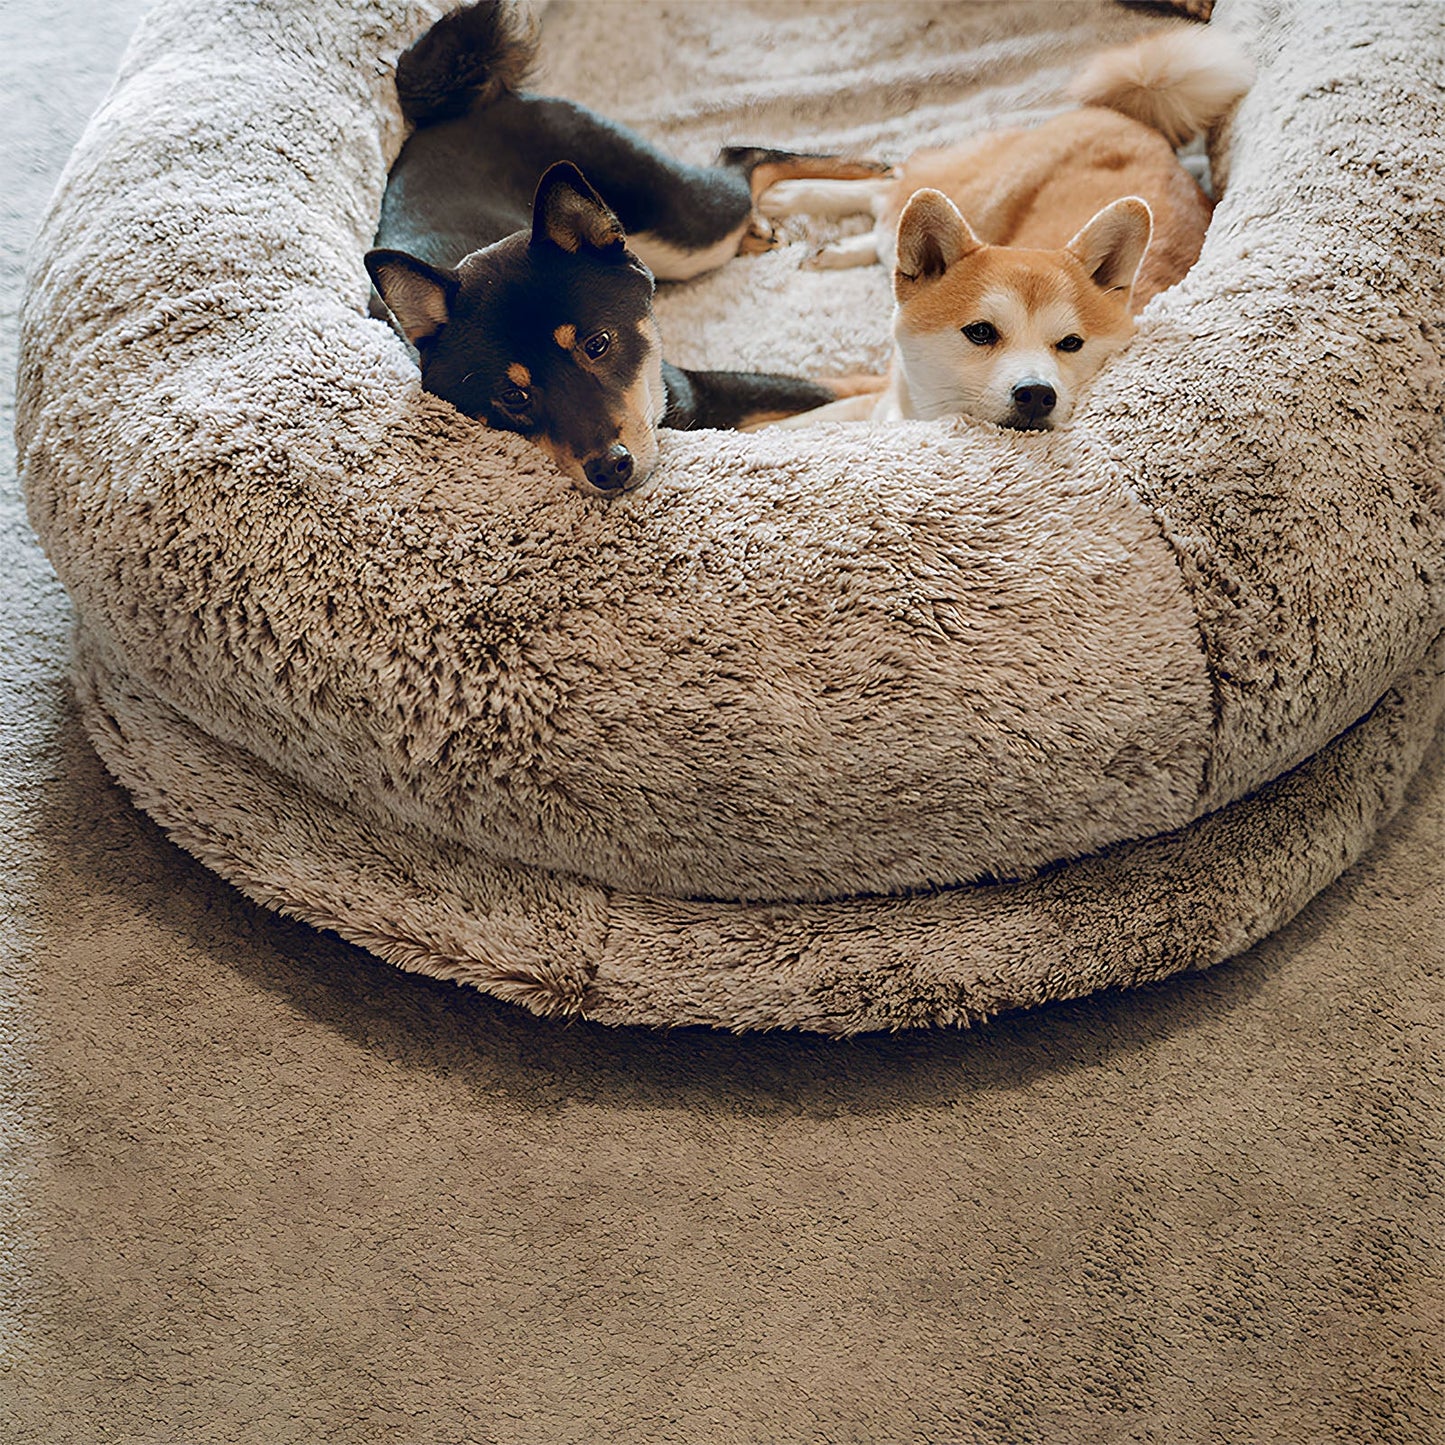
[19,0,1444,1030]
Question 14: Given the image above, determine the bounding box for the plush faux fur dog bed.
[18,0,1444,1032]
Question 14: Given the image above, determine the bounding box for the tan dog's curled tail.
[1069,28,1254,148]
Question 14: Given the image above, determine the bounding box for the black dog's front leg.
[662,361,837,431]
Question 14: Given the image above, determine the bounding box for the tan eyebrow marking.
[507,362,531,387]
[553,324,577,350]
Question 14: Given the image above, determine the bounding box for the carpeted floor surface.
[3,3,1441,1442]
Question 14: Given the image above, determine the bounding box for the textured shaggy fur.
[15,0,1445,1032]
[4,7,1443,1438]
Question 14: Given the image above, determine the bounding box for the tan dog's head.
[890,189,1152,430]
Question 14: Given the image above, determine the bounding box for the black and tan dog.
[366,1,882,494]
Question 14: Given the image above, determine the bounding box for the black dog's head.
[367,163,666,495]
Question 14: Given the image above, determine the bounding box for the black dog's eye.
[962,321,998,346]
[498,386,530,410]
[1056,334,1085,353]
[583,330,611,360]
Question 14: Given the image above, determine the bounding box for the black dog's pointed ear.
[365,249,458,345]
[532,161,627,256]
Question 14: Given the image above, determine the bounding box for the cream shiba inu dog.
[762,28,1253,431]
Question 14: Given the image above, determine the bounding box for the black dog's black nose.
[1011,378,1057,424]
[583,444,635,493]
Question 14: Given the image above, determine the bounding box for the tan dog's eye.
[583,330,611,360]
[962,322,998,346]
[498,386,530,410]
[1056,334,1084,353]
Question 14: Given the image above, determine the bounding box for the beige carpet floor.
[4,3,1441,1442]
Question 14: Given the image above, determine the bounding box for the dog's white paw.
[758,175,891,221]
[802,233,882,270]
[757,178,813,220]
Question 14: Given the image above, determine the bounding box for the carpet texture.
[3,0,1442,1439]
[14,0,1445,1031]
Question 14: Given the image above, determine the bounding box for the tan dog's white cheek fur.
[894,330,1076,427]
[892,327,996,423]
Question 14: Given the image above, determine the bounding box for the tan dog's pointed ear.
[1066,196,1152,296]
[365,249,457,346]
[894,189,982,296]
[532,161,627,256]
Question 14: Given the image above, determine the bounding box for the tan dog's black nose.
[1010,379,1057,426]
[584,444,635,493]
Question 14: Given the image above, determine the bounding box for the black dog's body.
[367,1,880,493]
[379,91,775,277]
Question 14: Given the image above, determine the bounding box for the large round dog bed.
[19,0,1444,1032]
